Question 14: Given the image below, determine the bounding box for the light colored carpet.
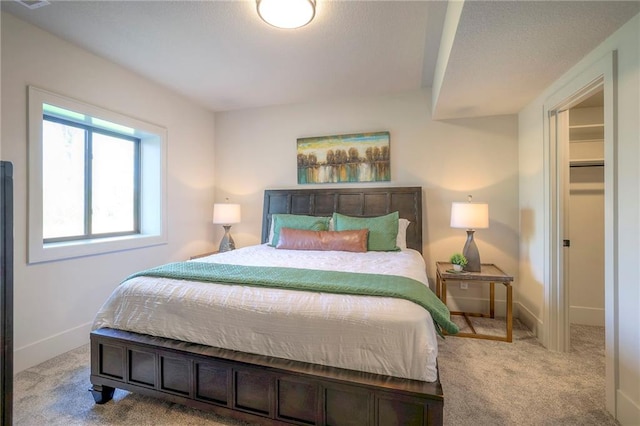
[439,319,617,425]
[13,321,616,425]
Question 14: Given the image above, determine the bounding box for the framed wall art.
[297,131,390,184]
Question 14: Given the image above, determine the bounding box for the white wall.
[1,13,217,372]
[214,89,520,315]
[519,13,640,424]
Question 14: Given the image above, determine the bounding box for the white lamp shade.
[213,203,241,225]
[450,202,489,229]
[257,0,316,29]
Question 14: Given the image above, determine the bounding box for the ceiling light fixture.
[14,0,50,10]
[257,0,316,29]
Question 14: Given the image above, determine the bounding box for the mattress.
[92,244,440,381]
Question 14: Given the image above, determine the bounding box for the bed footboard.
[90,328,443,426]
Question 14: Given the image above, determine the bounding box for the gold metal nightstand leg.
[441,279,447,305]
[490,282,495,318]
[506,283,513,342]
[463,313,476,334]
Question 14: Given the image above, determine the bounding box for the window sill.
[29,233,166,264]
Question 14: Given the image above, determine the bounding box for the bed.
[89,186,452,425]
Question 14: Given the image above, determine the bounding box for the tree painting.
[297,132,390,184]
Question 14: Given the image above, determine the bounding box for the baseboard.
[516,302,544,342]
[569,305,605,326]
[13,321,92,374]
[616,389,640,425]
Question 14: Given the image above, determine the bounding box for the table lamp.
[213,202,241,252]
[450,195,489,272]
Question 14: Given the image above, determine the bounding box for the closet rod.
[570,159,604,168]
[570,163,604,168]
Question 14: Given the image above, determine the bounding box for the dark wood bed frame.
[90,186,444,425]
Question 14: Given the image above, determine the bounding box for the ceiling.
[2,0,638,118]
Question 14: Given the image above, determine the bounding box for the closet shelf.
[570,124,604,141]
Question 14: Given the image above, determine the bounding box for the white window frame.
[28,86,167,263]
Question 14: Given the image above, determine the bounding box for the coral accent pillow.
[276,228,369,252]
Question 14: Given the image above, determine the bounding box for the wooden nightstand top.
[435,261,513,282]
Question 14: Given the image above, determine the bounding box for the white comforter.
[92,244,439,381]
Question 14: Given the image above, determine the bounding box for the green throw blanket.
[126,262,459,335]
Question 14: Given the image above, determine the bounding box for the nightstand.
[436,261,514,342]
[189,251,219,260]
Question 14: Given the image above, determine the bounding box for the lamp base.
[218,225,236,252]
[462,229,482,272]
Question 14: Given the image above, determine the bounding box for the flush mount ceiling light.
[257,0,316,29]
[14,0,50,9]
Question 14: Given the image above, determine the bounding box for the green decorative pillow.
[269,214,331,246]
[332,211,400,251]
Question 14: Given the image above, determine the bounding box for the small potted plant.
[450,253,468,272]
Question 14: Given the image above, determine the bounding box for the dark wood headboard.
[262,187,423,253]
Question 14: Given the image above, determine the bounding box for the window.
[28,87,167,263]
[43,113,140,242]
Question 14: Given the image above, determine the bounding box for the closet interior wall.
[568,99,605,327]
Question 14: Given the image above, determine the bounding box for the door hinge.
[563,239,570,247]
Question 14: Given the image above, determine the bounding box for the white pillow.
[396,218,410,249]
[268,219,275,244]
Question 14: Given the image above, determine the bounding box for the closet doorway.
[566,90,605,331]
[544,51,615,415]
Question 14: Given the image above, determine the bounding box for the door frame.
[542,51,617,415]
